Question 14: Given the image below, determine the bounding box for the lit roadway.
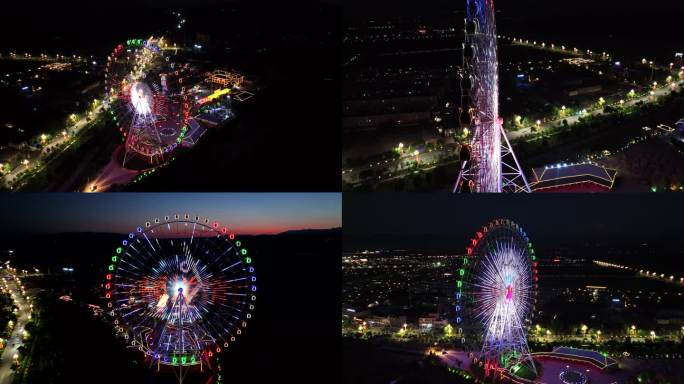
[342,148,453,185]
[2,103,104,189]
[508,81,683,141]
[0,53,85,64]
[0,272,31,384]
[345,79,683,187]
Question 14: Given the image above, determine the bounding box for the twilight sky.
[343,193,683,251]
[0,193,341,235]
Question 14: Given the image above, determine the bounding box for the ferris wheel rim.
[105,215,256,366]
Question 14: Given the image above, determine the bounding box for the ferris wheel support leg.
[454,160,469,193]
[499,125,531,193]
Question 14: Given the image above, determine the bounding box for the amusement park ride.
[456,219,538,381]
[104,37,248,169]
[455,0,531,193]
[104,215,256,383]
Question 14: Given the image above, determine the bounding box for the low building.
[531,162,617,192]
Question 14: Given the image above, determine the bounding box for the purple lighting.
[455,0,530,193]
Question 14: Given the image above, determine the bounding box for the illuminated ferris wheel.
[455,219,538,379]
[104,37,191,166]
[104,214,256,383]
[455,0,530,193]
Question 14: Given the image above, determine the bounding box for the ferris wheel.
[104,214,256,383]
[455,219,538,379]
[104,37,191,167]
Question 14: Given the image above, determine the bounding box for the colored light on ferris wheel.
[130,82,153,115]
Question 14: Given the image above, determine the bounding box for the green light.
[236,241,241,247]
[116,247,122,254]
[190,355,196,363]
[241,249,247,255]
[181,356,187,364]
[651,186,657,192]
[531,255,536,260]
[111,256,117,262]
[108,265,114,271]
[172,356,178,364]
[245,257,252,264]
[457,280,462,288]
[459,269,465,276]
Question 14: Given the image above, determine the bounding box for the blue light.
[21,86,29,91]
[611,298,620,303]
[516,73,525,79]
[614,61,621,66]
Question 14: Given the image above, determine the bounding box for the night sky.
[0,193,341,235]
[340,0,683,21]
[343,193,683,251]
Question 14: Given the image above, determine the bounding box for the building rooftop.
[531,162,617,192]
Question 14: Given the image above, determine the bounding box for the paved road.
[343,148,448,185]
[508,82,682,141]
[3,104,104,189]
[84,144,138,192]
[0,272,31,384]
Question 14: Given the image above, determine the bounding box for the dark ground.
[2,228,341,383]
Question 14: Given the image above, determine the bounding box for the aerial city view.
[0,2,340,191]
[3,0,684,384]
[0,193,341,384]
[342,0,684,192]
[343,194,684,383]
